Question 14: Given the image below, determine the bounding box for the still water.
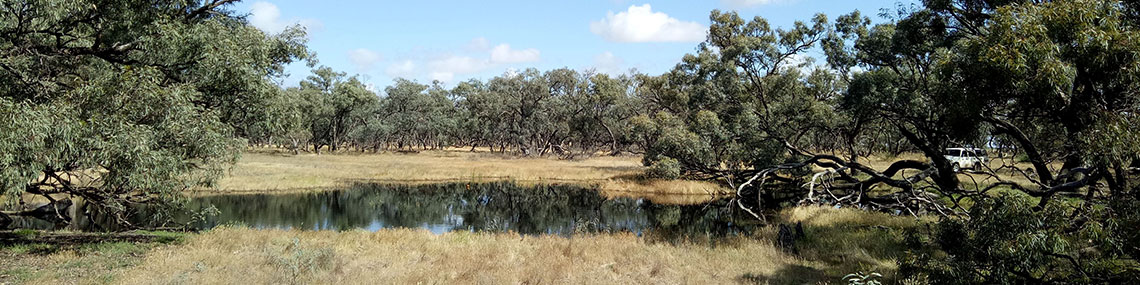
[11,183,761,241]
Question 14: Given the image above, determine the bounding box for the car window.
[944,149,960,156]
[976,149,987,157]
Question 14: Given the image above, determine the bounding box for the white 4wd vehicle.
[944,148,987,172]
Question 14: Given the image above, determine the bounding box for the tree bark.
[0,211,11,229]
[601,121,620,155]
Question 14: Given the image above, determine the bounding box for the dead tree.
[733,154,956,218]
[731,151,1110,221]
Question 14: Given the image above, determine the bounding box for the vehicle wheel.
[974,162,984,171]
[952,163,961,173]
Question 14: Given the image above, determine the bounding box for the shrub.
[900,194,1140,284]
[647,157,682,179]
[265,237,338,284]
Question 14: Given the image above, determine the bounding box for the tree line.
[247,54,916,161]
[246,66,655,157]
[2,0,1139,282]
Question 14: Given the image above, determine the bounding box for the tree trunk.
[0,211,11,229]
[600,121,620,155]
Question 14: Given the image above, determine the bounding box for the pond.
[8,182,763,242]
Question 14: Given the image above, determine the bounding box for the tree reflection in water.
[25,182,763,243]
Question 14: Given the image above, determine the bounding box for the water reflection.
[10,183,763,241]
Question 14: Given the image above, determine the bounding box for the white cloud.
[722,0,782,8]
[348,48,382,72]
[249,2,281,31]
[388,40,541,83]
[592,51,626,75]
[429,56,489,74]
[426,55,491,82]
[504,68,520,78]
[466,37,491,51]
[490,44,541,64]
[249,1,322,34]
[386,60,417,78]
[430,72,455,82]
[590,4,706,43]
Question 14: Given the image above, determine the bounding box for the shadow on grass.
[766,207,921,283]
[588,165,644,174]
[0,230,184,284]
[0,230,186,253]
[738,264,828,284]
[607,173,651,182]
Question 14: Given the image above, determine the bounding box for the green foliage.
[273,67,644,157]
[632,10,846,179]
[843,272,883,285]
[901,194,1140,283]
[647,157,682,179]
[0,0,308,224]
[12,229,37,238]
[266,237,338,285]
[376,79,457,150]
[950,0,1140,171]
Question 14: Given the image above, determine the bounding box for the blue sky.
[232,0,917,90]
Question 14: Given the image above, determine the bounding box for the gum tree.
[0,0,308,227]
[636,10,837,184]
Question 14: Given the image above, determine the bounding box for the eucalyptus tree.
[906,1,1140,281]
[298,66,378,153]
[487,68,555,155]
[808,0,1140,206]
[450,79,495,150]
[0,0,308,227]
[540,68,579,154]
[454,79,511,151]
[381,79,439,149]
[423,82,461,149]
[800,0,1140,281]
[568,73,636,155]
[636,10,836,181]
[274,87,317,154]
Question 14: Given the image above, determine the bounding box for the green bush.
[647,157,682,179]
[900,194,1140,284]
[265,237,338,285]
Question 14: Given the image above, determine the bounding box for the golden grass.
[202,150,731,199]
[1,248,134,284]
[114,205,915,284]
[784,206,927,275]
[0,232,185,284]
[5,150,941,283]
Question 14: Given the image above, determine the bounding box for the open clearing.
[207,149,731,197]
[2,151,935,284]
[1,206,916,284]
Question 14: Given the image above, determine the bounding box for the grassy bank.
[0,231,186,284]
[109,206,917,284]
[206,149,729,197]
[2,150,939,284]
[0,192,924,284]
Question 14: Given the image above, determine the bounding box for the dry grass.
[202,149,731,198]
[0,231,185,284]
[5,150,938,284]
[783,206,927,275]
[0,245,137,284]
[0,195,919,284]
[115,206,915,284]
